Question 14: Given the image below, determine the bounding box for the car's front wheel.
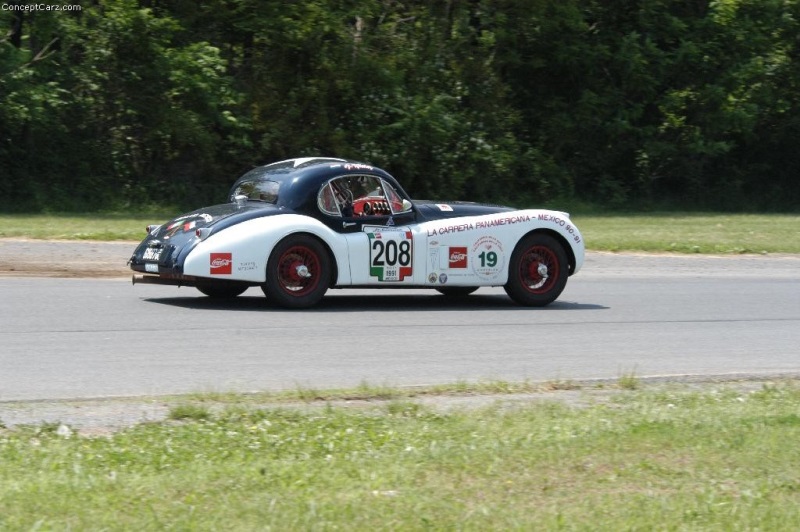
[262,235,331,309]
[504,233,568,307]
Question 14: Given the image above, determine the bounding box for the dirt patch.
[1,377,795,436]
[0,238,135,278]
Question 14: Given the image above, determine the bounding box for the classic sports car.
[130,157,584,308]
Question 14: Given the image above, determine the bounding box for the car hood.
[414,200,514,220]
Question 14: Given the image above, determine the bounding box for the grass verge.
[0,212,176,241]
[1,212,799,253]
[2,380,800,529]
[575,212,800,254]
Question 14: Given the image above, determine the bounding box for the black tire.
[435,287,479,297]
[504,234,568,307]
[196,284,249,299]
[262,235,331,309]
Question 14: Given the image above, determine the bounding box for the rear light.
[196,227,212,241]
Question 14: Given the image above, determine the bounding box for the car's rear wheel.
[504,234,568,307]
[196,284,248,299]
[262,235,331,309]
[435,287,478,297]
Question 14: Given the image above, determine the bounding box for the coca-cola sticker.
[210,252,233,275]
[448,247,468,268]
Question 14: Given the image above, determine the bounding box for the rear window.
[231,179,280,203]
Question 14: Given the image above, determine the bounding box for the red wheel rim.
[276,245,321,296]
[517,245,559,294]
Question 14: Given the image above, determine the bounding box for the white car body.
[182,209,583,287]
[131,157,584,308]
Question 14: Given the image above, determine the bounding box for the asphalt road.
[1,244,799,401]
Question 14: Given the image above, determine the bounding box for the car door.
[315,174,419,285]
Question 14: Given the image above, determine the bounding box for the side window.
[382,181,410,213]
[317,175,411,217]
[318,183,340,216]
[317,176,362,217]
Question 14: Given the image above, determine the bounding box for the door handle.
[342,221,356,228]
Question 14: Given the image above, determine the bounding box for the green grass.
[1,212,798,253]
[574,212,800,254]
[3,381,800,529]
[0,212,176,241]
[617,368,641,390]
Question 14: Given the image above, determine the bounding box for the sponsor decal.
[367,230,413,281]
[538,213,582,244]
[343,163,373,171]
[474,214,531,229]
[428,273,438,284]
[363,225,409,234]
[438,273,448,284]
[210,252,233,275]
[471,236,504,280]
[145,263,158,273]
[237,261,257,272]
[436,204,453,212]
[448,247,468,268]
[427,222,473,236]
[429,246,440,270]
[426,214,533,237]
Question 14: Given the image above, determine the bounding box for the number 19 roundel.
[368,230,413,281]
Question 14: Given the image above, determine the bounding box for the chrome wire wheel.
[504,234,568,307]
[264,235,331,309]
[275,245,321,296]
[518,245,560,294]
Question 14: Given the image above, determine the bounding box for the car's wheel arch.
[267,231,339,287]
[521,228,576,275]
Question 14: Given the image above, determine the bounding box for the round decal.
[471,236,504,280]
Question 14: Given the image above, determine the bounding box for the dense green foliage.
[2,0,799,212]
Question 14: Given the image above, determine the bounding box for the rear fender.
[182,214,350,284]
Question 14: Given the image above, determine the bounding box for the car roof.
[229,157,407,211]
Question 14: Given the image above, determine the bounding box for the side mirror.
[401,199,413,212]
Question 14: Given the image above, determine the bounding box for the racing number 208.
[368,231,413,282]
[372,239,411,267]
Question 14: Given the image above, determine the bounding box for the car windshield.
[231,179,280,203]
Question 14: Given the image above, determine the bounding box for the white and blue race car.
[130,157,584,308]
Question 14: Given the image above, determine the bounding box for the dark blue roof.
[228,157,407,212]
